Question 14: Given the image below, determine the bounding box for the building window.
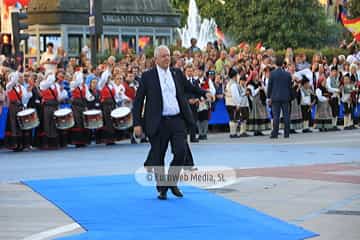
[155,36,170,46]
[68,35,82,56]
[85,35,102,53]
[104,35,120,55]
[33,35,61,53]
[45,35,61,50]
[138,35,153,53]
[121,35,136,54]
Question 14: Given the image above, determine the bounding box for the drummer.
[87,77,101,109]
[97,68,122,145]
[113,74,129,107]
[18,73,35,148]
[27,73,43,147]
[86,77,101,143]
[38,72,68,149]
[4,71,33,151]
[69,69,95,147]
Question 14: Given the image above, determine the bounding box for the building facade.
[24,0,180,63]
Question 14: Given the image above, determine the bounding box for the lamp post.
[89,0,103,66]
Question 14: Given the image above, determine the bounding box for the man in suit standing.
[267,57,293,138]
[132,45,211,200]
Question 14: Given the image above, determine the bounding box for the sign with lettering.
[102,15,179,27]
[89,0,95,34]
[103,15,153,25]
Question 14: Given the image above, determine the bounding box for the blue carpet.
[25,175,318,240]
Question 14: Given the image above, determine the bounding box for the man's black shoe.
[332,126,341,131]
[198,135,207,140]
[229,134,240,138]
[190,138,199,143]
[140,138,149,143]
[254,131,265,136]
[302,129,312,133]
[158,190,167,200]
[13,147,24,152]
[170,186,183,198]
[284,135,290,138]
[269,135,278,139]
[239,133,250,137]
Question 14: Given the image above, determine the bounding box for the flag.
[341,13,360,41]
[215,27,225,41]
[255,41,262,50]
[138,36,151,50]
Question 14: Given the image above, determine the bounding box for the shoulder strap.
[77,85,85,102]
[13,86,22,102]
[49,86,57,100]
[106,84,116,105]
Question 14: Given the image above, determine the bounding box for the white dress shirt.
[316,88,328,103]
[156,65,180,116]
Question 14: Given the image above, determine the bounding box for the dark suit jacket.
[267,68,293,102]
[132,67,207,137]
[184,78,201,100]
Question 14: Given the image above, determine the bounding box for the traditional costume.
[225,68,241,138]
[97,70,121,145]
[326,68,341,130]
[289,82,303,132]
[300,78,315,133]
[69,71,94,146]
[315,81,333,131]
[38,74,68,149]
[342,78,356,130]
[197,76,215,140]
[4,72,33,151]
[247,72,271,135]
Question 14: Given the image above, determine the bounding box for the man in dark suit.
[184,64,200,142]
[132,45,210,200]
[267,57,293,138]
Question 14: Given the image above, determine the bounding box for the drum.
[83,109,103,129]
[111,107,133,130]
[54,108,75,130]
[17,108,39,130]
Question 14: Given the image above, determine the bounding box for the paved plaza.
[1,129,360,240]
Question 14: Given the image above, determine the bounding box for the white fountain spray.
[177,0,220,49]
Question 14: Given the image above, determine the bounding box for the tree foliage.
[170,0,341,50]
[348,0,360,18]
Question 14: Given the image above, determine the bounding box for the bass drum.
[83,109,103,129]
[54,108,75,130]
[111,107,133,130]
[17,108,40,130]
